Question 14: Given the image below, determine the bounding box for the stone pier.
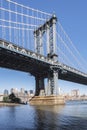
[29,95,65,105]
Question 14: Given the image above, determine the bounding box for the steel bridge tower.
[34,15,59,96]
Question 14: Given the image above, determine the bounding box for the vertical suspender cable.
[27,9,29,49]
[8,1,11,42]
[21,6,24,47]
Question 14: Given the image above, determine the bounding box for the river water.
[0,101,87,130]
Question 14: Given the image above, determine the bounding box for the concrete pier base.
[29,95,65,105]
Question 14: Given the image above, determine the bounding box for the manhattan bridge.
[0,0,87,96]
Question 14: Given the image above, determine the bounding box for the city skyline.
[2,83,87,97]
[0,0,87,95]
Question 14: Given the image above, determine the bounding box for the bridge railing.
[55,62,87,77]
[0,39,54,65]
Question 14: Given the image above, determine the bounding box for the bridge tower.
[46,15,58,95]
[34,15,59,96]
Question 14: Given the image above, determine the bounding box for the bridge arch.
[21,49,27,54]
[7,44,14,50]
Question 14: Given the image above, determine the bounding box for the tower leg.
[50,70,58,95]
[35,77,40,96]
[39,77,45,96]
[35,76,45,96]
[47,73,51,95]
[53,70,58,95]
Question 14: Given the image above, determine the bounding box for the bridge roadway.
[0,39,87,85]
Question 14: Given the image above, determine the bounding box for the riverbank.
[0,102,21,106]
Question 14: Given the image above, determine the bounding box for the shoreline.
[0,102,21,106]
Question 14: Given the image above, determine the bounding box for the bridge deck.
[0,39,87,85]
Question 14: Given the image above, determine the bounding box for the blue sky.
[0,0,87,95]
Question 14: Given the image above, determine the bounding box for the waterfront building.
[20,88,25,94]
[4,89,9,95]
[9,87,34,103]
[0,95,4,101]
[71,89,80,97]
[29,90,34,97]
[29,90,33,94]
[10,88,18,95]
[25,90,28,95]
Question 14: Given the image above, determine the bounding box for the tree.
[14,97,21,103]
[9,93,21,103]
[9,93,16,103]
[3,96,9,102]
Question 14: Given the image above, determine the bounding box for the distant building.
[4,89,9,95]
[10,88,34,103]
[11,88,15,94]
[29,90,33,94]
[20,88,25,94]
[25,90,29,95]
[0,95,4,101]
[29,90,34,96]
[71,89,80,97]
[10,88,18,95]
